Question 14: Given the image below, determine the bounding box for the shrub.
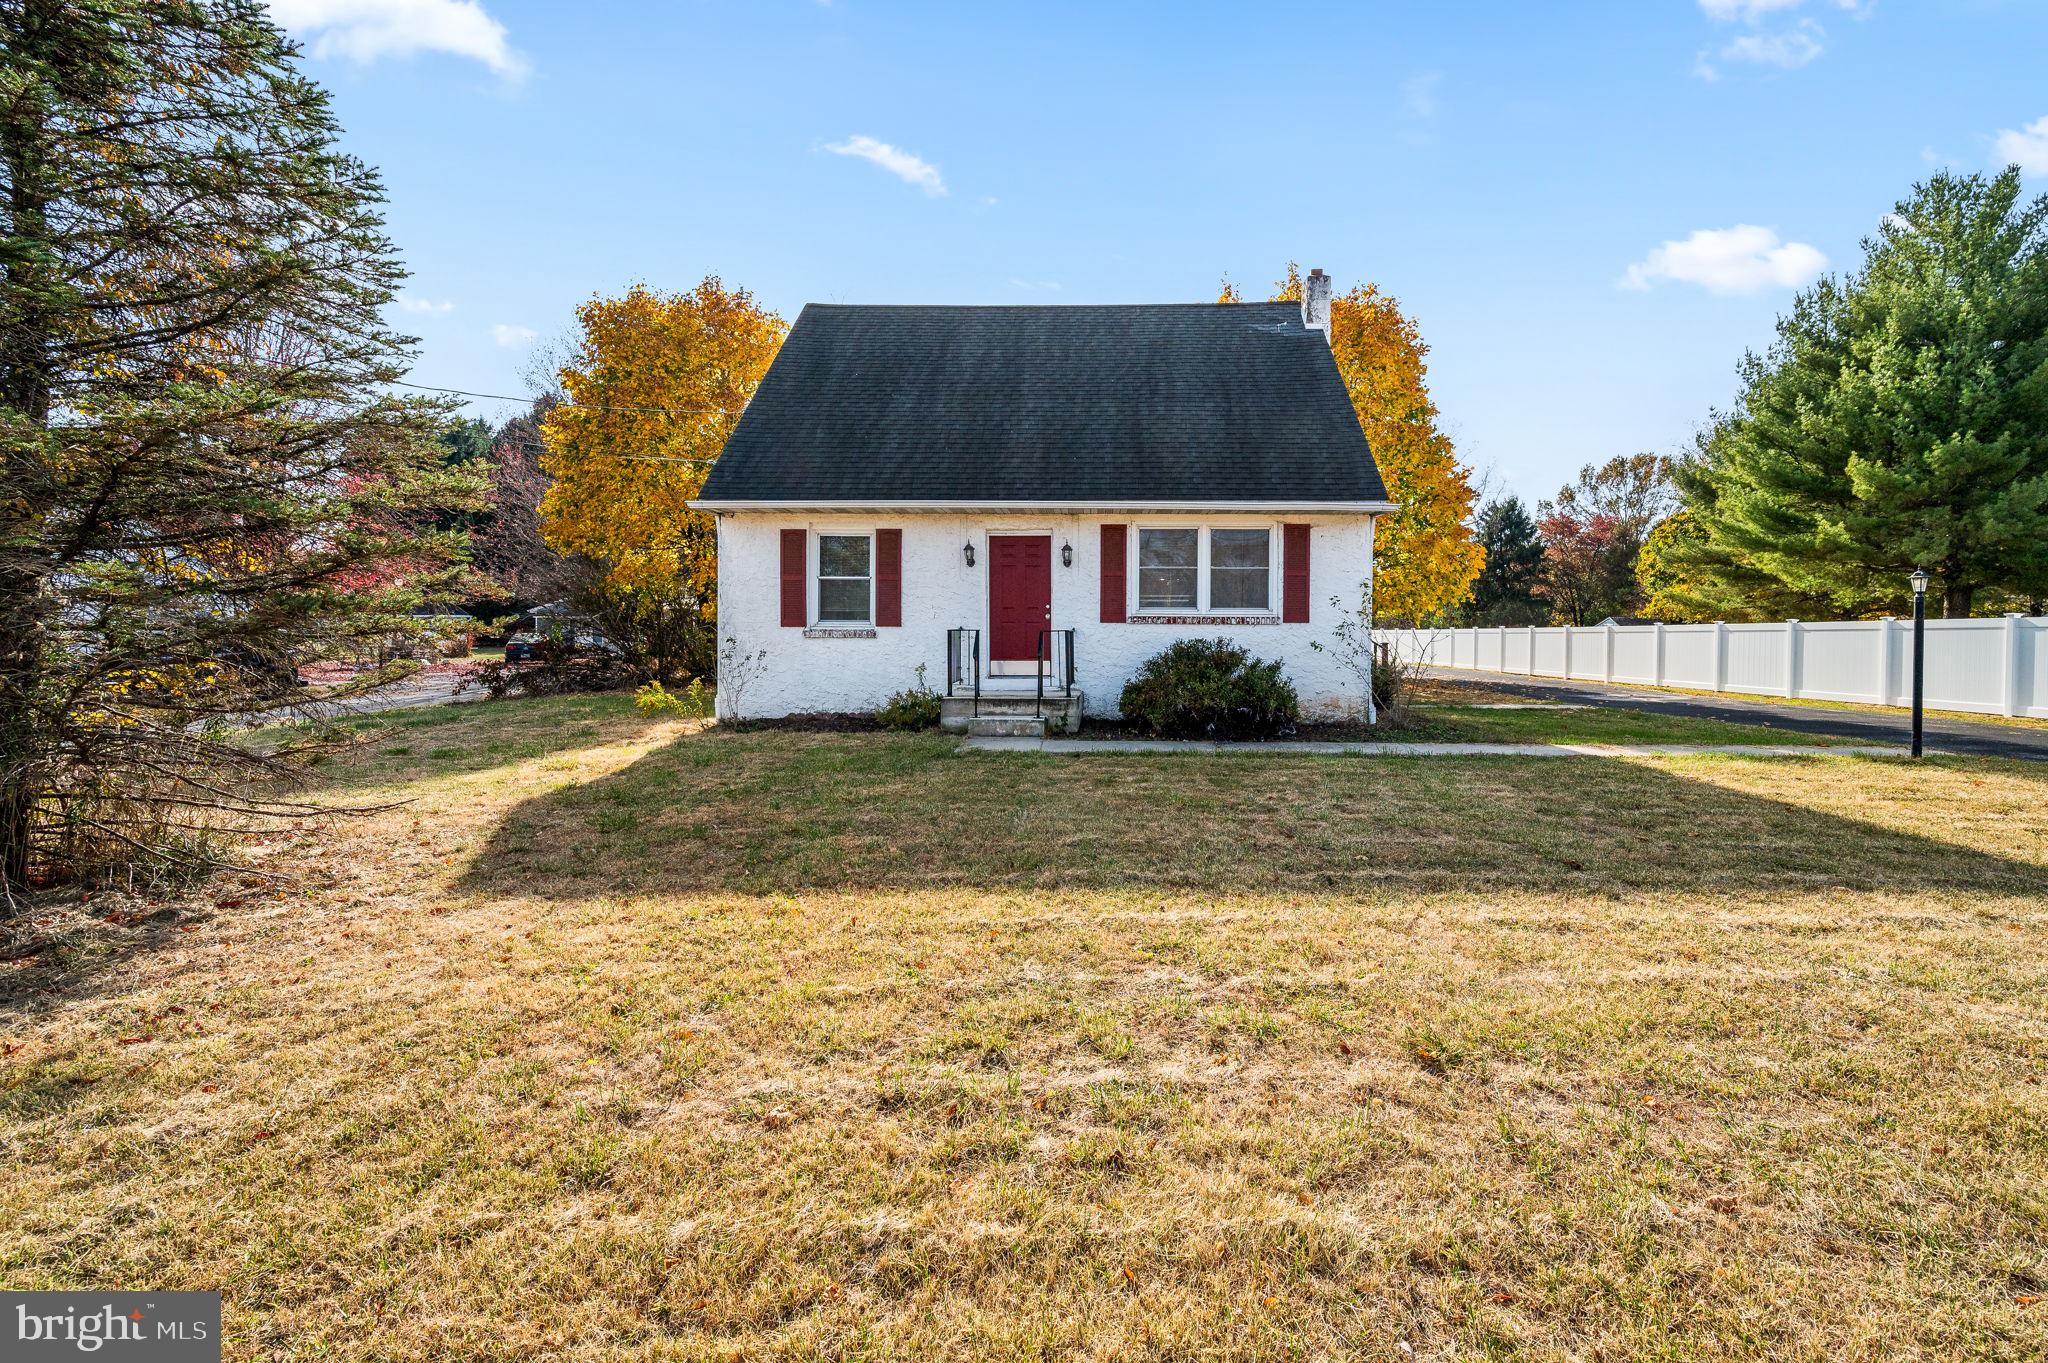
[1117,638,1300,739]
[1372,651,1405,716]
[635,677,712,718]
[459,634,636,700]
[875,665,943,730]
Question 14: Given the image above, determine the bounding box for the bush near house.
[875,666,943,730]
[1118,638,1301,739]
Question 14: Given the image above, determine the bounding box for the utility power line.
[394,379,729,417]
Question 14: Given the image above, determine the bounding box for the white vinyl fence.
[1384,615,2048,719]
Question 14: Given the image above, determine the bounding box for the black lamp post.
[1909,568,1929,758]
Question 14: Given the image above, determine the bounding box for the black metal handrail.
[946,627,981,717]
[1035,628,1076,719]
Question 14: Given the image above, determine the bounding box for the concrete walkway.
[965,737,1905,758]
[1419,667,2048,762]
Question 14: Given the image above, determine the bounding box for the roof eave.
[690,498,1395,514]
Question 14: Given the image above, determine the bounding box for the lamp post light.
[1909,568,1930,758]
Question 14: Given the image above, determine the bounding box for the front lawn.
[3,695,2044,1361]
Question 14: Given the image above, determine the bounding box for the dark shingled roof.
[695,303,1387,506]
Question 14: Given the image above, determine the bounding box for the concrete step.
[966,714,1047,739]
[941,691,1084,734]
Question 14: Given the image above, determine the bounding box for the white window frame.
[1132,524,1278,616]
[814,529,875,627]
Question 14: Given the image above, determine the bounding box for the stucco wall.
[713,511,1377,720]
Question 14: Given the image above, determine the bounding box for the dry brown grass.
[4,694,2046,1361]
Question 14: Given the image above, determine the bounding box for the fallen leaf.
[1706,1194,1739,1214]
[1338,1040,1351,1056]
[116,1035,151,1046]
[200,1083,219,1094]
[1261,1295,1278,1307]
[762,1108,795,1130]
[1487,1290,1514,1305]
[251,1129,274,1140]
[1030,1094,1047,1112]
[2017,1294,2040,1308]
[1122,1267,1138,1288]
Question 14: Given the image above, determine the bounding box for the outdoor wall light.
[1061,541,1073,567]
[1909,568,1930,597]
[963,541,976,568]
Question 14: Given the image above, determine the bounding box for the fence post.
[1654,622,1666,687]
[1526,625,1536,678]
[1498,624,1507,675]
[1784,620,1800,698]
[2006,613,2025,718]
[1603,621,1616,682]
[1562,626,1573,680]
[1713,621,1728,693]
[1878,617,1895,706]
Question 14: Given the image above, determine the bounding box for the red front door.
[988,535,1052,663]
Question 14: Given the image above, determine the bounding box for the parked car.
[503,631,541,661]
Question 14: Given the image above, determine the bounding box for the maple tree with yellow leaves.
[538,281,786,618]
[1221,266,1483,623]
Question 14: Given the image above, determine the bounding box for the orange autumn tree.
[539,278,786,625]
[1226,265,1483,623]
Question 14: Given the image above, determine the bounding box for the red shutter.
[875,528,902,627]
[1282,523,1310,623]
[1099,523,1127,623]
[779,529,806,627]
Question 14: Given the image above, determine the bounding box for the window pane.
[1138,528,1197,570]
[1138,567,1198,610]
[1209,528,1270,570]
[1211,568,1269,610]
[818,578,869,622]
[818,535,870,578]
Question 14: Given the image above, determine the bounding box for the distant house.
[691,270,1392,731]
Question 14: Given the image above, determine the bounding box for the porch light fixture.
[963,541,975,568]
[1909,568,1929,758]
[1061,541,1073,568]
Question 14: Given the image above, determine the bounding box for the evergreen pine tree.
[1467,497,1547,625]
[0,0,484,898]
[1675,169,2048,618]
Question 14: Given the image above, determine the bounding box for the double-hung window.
[1134,526,1274,614]
[816,533,873,624]
[1208,528,1271,610]
[1137,528,1199,610]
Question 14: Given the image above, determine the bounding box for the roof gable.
[695,302,1388,506]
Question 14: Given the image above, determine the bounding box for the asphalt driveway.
[1419,667,2048,762]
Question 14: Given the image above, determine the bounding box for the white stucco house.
[691,269,1393,732]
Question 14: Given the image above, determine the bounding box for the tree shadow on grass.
[455,729,2048,900]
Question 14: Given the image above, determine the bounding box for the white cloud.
[267,0,527,79]
[1698,0,1805,18]
[1400,72,1442,122]
[395,294,455,314]
[1698,0,1867,19]
[1693,0,1868,78]
[1622,225,1827,295]
[1718,22,1824,69]
[492,323,537,347]
[1994,115,2048,175]
[823,135,947,197]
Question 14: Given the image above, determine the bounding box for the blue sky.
[270,0,2048,507]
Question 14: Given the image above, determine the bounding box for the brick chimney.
[1301,267,1333,340]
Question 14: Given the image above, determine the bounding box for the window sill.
[1128,613,1282,626]
[803,626,877,639]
